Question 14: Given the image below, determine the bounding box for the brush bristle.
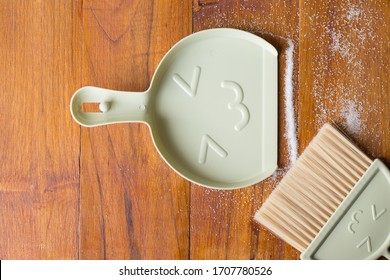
[254,123,372,252]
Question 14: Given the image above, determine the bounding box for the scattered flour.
[346,4,363,21]
[284,40,298,166]
[340,99,365,136]
[309,0,385,144]
[327,29,357,65]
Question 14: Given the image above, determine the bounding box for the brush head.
[254,123,372,252]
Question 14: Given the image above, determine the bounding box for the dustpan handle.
[70,86,149,127]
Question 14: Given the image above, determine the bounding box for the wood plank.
[0,0,81,259]
[191,0,300,259]
[299,0,389,164]
[80,0,192,259]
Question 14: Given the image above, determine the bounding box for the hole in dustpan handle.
[81,102,108,113]
[70,86,149,127]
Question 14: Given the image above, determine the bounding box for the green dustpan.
[70,28,278,189]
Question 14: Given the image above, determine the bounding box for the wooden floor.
[0,0,388,259]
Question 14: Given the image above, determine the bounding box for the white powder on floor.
[346,4,363,21]
[284,39,298,166]
[309,0,385,144]
[327,29,357,65]
[341,99,364,136]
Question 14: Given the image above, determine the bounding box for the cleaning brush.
[254,123,390,259]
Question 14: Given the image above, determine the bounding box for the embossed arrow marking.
[173,66,201,97]
[371,204,386,221]
[198,134,228,164]
[356,236,372,253]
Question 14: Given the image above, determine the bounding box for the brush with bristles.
[255,123,390,260]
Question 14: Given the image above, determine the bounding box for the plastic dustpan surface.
[70,28,278,189]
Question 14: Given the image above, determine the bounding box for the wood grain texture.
[0,0,81,259]
[79,0,192,259]
[0,0,388,260]
[191,0,301,260]
[298,0,389,162]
